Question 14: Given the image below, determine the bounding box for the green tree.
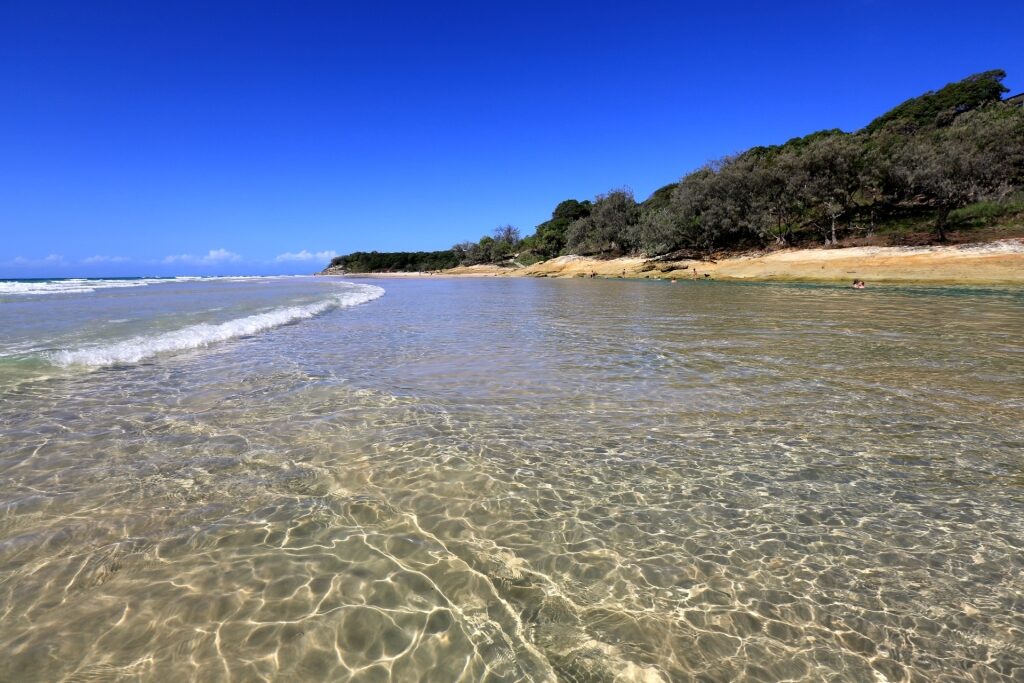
[566,189,639,255]
[528,199,592,259]
[893,105,1024,240]
[631,205,682,255]
[866,70,1009,133]
[801,134,864,244]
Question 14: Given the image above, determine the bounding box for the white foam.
[0,275,308,296]
[49,284,384,367]
[0,278,159,295]
[170,275,306,282]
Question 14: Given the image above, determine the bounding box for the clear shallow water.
[0,277,1022,682]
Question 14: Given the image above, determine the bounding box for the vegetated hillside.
[327,71,1024,272]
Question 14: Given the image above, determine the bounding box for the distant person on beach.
[852,279,866,289]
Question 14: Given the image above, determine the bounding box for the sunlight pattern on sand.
[1,278,1022,681]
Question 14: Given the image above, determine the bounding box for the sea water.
[0,276,1022,681]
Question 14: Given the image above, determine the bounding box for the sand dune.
[517,239,1024,285]
[324,239,1024,285]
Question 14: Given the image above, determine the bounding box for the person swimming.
[852,279,866,289]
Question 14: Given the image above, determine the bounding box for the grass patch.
[950,198,1024,227]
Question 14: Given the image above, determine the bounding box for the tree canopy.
[328,250,459,273]
[865,70,1009,133]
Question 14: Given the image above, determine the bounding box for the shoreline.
[320,239,1024,286]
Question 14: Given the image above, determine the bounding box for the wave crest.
[49,284,384,367]
[0,279,155,296]
[0,275,308,296]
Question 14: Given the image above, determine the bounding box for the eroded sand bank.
[323,239,1024,285]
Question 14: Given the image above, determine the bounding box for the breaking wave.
[0,278,158,296]
[0,275,305,296]
[49,284,384,367]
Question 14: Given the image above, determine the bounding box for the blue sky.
[2,1,1022,277]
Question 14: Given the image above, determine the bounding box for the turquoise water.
[1,276,1022,681]
[0,276,382,385]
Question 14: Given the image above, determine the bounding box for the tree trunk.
[935,206,950,242]
[830,215,838,246]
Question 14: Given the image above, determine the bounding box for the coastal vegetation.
[328,71,1024,273]
[327,250,460,273]
[452,225,523,266]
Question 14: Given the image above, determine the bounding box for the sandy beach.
[323,238,1024,285]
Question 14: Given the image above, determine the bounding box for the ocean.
[1,275,1022,681]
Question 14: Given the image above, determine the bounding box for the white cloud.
[204,248,241,263]
[6,254,65,266]
[82,255,129,264]
[163,248,242,265]
[275,249,337,262]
